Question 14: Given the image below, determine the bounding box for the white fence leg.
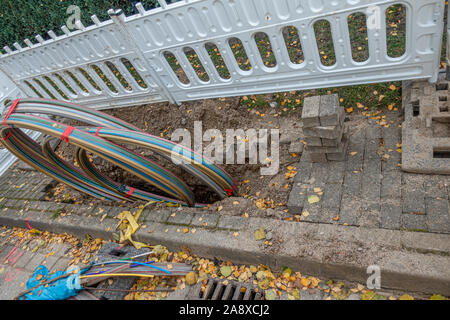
[108,9,178,105]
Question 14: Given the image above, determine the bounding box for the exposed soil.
[49,96,305,220]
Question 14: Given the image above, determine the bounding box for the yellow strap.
[117,203,154,249]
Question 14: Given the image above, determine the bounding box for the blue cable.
[87,260,171,275]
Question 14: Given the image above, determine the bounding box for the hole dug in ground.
[47,97,303,220]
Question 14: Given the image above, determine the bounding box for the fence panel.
[0,17,171,109]
[0,0,445,109]
[125,0,445,103]
[0,0,446,175]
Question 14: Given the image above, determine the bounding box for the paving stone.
[304,151,327,163]
[401,214,427,231]
[381,171,402,199]
[358,210,381,228]
[381,202,402,230]
[191,213,220,228]
[40,255,60,271]
[0,245,16,264]
[383,127,402,150]
[424,176,449,200]
[402,190,426,214]
[167,212,194,226]
[339,197,361,226]
[304,136,322,147]
[327,162,346,184]
[294,160,312,183]
[322,184,342,209]
[319,94,340,126]
[319,207,340,224]
[360,200,380,215]
[25,253,46,273]
[10,251,34,269]
[310,163,329,183]
[365,139,382,159]
[343,171,362,197]
[322,137,341,147]
[45,242,72,258]
[323,120,346,148]
[363,158,382,175]
[366,125,382,140]
[289,140,304,154]
[217,215,248,231]
[346,149,364,172]
[426,198,450,233]
[287,184,307,214]
[361,160,381,203]
[145,210,171,223]
[77,205,97,217]
[300,289,325,300]
[2,199,20,208]
[382,156,402,172]
[50,257,71,273]
[0,267,31,300]
[402,173,426,185]
[303,125,343,140]
[326,149,348,162]
[29,201,57,213]
[307,133,349,154]
[298,206,322,223]
[301,96,321,128]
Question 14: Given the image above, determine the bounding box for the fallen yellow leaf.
[308,195,320,204]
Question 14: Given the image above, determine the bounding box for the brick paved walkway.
[0,227,72,299]
[0,108,448,238]
[0,107,448,299]
[288,109,450,234]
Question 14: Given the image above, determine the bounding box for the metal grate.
[191,278,262,301]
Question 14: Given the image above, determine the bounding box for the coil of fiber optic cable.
[0,98,235,207]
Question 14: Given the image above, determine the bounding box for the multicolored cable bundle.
[0,98,235,207]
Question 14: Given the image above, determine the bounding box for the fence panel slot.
[228,37,252,72]
[205,42,231,80]
[163,51,190,85]
[386,4,407,58]
[183,47,210,83]
[120,58,149,89]
[348,12,370,63]
[282,26,305,65]
[314,19,337,67]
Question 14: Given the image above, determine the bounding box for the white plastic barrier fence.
[0,0,446,174]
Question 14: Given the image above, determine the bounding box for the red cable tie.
[2,99,20,125]
[224,180,235,197]
[3,132,12,141]
[61,126,75,143]
[95,127,102,137]
[24,216,32,230]
[125,187,135,198]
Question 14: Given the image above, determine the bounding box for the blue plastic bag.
[21,265,81,300]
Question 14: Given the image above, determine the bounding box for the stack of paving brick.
[301,94,349,162]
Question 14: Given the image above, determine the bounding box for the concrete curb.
[0,205,449,296]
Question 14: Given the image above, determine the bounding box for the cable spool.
[0,98,234,207]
